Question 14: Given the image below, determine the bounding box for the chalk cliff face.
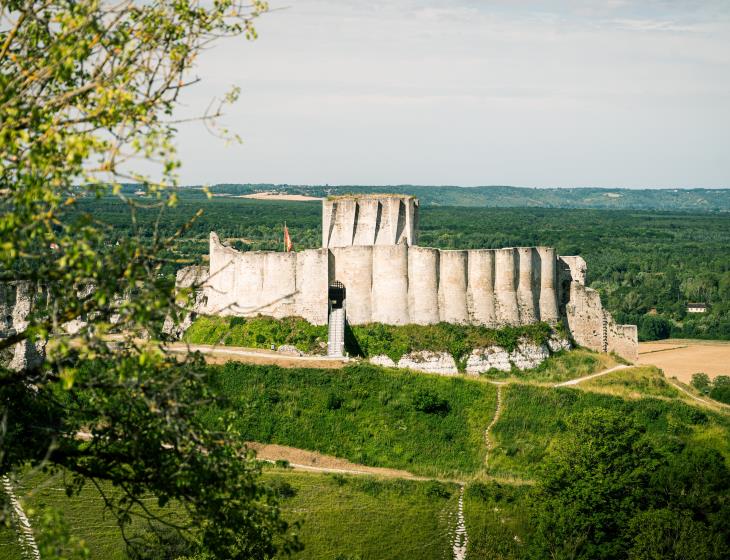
[368,336,569,376]
[180,195,638,362]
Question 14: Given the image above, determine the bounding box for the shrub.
[424,480,452,499]
[269,478,297,499]
[325,393,344,411]
[412,389,449,415]
[466,481,503,502]
[638,315,673,341]
[126,523,196,560]
[709,385,730,405]
[691,373,711,393]
[330,474,348,486]
[714,375,730,387]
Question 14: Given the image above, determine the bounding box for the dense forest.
[193,184,730,211]
[78,192,730,341]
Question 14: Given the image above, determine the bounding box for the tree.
[527,410,730,559]
[0,0,299,557]
[527,409,659,559]
[638,315,672,341]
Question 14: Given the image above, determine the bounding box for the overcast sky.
[172,0,730,188]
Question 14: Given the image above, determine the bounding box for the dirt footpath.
[638,340,730,382]
[166,343,348,369]
[247,442,431,480]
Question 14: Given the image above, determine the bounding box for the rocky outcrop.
[396,351,459,376]
[370,336,571,376]
[465,339,553,374]
[464,347,512,373]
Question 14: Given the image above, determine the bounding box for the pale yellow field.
[638,339,730,383]
[239,192,323,201]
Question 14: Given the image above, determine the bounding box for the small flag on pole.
[284,223,293,252]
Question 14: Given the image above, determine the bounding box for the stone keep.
[185,194,638,361]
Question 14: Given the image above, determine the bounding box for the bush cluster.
[183,315,328,354]
[691,373,730,405]
[347,321,554,366]
[184,315,556,370]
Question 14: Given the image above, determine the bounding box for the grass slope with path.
[6,357,730,559]
[200,362,498,478]
[488,371,730,479]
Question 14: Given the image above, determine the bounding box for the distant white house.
[687,303,708,313]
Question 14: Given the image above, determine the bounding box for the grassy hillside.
[577,365,682,399]
[200,362,498,478]
[4,359,730,559]
[274,472,458,560]
[463,481,531,560]
[489,382,730,479]
[0,469,459,560]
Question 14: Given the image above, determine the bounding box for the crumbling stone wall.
[193,240,562,329]
[0,281,46,371]
[561,256,638,362]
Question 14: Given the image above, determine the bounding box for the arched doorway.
[327,281,346,357]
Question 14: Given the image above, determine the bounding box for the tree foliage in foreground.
[527,409,730,559]
[0,0,300,556]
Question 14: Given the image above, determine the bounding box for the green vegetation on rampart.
[199,362,497,478]
[183,315,328,354]
[347,322,553,367]
[183,314,555,368]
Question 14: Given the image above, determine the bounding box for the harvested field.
[239,192,322,201]
[638,339,730,383]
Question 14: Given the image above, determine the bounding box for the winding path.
[484,384,504,468]
[666,379,730,412]
[1,476,40,560]
[554,364,631,387]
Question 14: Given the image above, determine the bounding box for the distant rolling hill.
[196,184,730,211]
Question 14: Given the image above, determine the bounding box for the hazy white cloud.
[169,0,730,187]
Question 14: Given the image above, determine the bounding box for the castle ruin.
[180,194,638,361]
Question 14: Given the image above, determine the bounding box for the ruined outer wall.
[560,256,638,361]
[203,233,328,324]
[323,195,418,248]
[187,233,637,362]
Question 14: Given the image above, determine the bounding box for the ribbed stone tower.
[322,194,418,248]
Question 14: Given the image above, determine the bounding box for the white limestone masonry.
[182,194,638,362]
